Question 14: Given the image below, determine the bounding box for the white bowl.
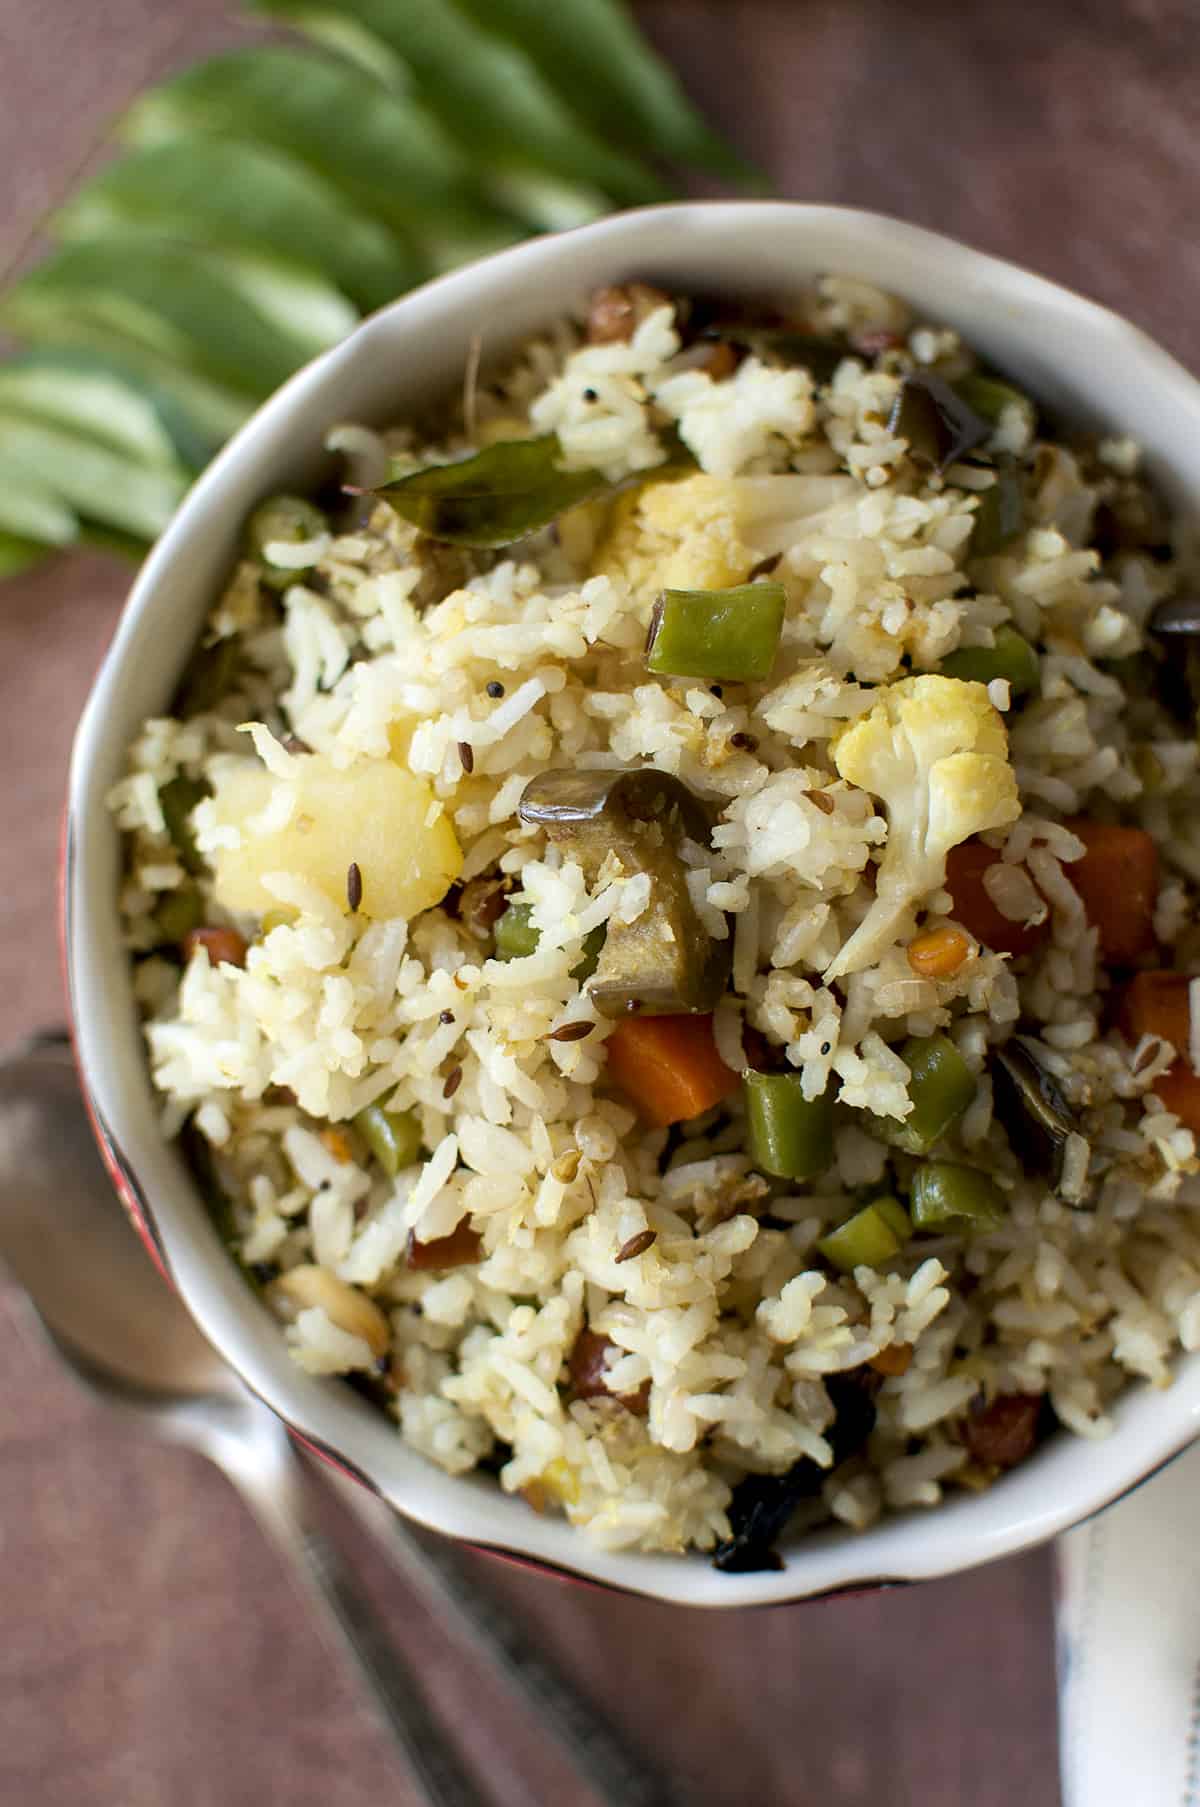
[66,202,1200,1607]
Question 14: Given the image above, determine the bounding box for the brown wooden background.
[4,1,1198,1800]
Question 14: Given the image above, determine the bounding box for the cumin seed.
[548,1021,594,1043]
[443,1064,463,1100]
[615,1229,657,1264]
[346,861,363,911]
[458,741,474,775]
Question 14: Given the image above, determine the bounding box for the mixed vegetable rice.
[111,276,1200,1569]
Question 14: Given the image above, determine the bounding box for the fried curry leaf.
[368,435,626,547]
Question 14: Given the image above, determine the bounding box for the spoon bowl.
[0,1035,231,1400]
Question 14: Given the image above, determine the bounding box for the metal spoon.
[0,1034,680,1807]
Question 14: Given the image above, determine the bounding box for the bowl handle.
[1055,1437,1200,1804]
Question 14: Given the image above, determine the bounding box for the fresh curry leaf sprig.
[0,0,757,584]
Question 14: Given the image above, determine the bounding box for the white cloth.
[1056,1440,1200,1806]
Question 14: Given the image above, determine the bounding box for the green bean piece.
[645,583,786,683]
[247,494,327,588]
[817,1198,911,1273]
[575,924,606,982]
[941,624,1039,697]
[155,885,204,944]
[494,896,605,978]
[953,372,1037,440]
[172,637,238,717]
[891,1034,977,1155]
[743,1071,835,1181]
[873,1195,915,1241]
[969,463,1025,557]
[355,1101,422,1178]
[159,774,209,874]
[909,1161,1005,1231]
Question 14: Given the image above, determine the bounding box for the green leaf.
[0,238,312,400]
[253,1,670,208]
[0,531,50,579]
[0,413,188,541]
[451,0,757,182]
[369,434,625,547]
[54,138,421,316]
[122,47,516,247]
[77,521,150,564]
[0,349,210,473]
[0,305,251,448]
[203,248,358,357]
[0,457,79,546]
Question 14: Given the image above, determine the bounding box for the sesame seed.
[820,1041,832,1056]
[729,732,757,751]
[439,1009,455,1025]
[346,862,363,911]
[443,1064,463,1100]
[583,386,598,402]
[615,1229,657,1264]
[486,680,505,698]
[458,740,474,775]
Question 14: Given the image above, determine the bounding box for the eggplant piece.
[712,1372,878,1573]
[517,767,729,1016]
[888,371,991,475]
[1149,596,1200,638]
[991,1035,1091,1205]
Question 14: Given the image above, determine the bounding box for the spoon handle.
[209,1414,490,1807]
[327,1471,683,1807]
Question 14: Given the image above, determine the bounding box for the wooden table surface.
[4,2,1198,1800]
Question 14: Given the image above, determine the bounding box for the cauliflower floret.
[595,472,859,606]
[595,474,757,603]
[824,675,1020,980]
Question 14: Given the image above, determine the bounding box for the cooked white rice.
[111,275,1200,1563]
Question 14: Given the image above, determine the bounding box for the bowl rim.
[65,200,1200,1607]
